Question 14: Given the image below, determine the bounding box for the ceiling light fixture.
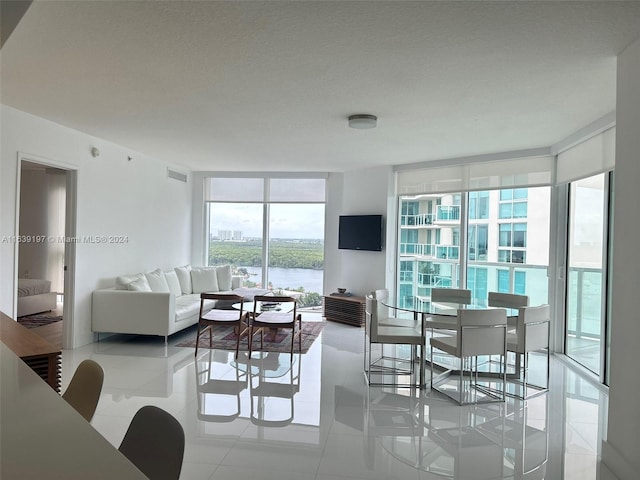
[348,114,377,129]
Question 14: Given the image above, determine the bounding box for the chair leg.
[235,322,241,360]
[290,326,294,361]
[195,323,201,356]
[430,344,434,389]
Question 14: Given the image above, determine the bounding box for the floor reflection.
[365,386,549,479]
[196,350,301,428]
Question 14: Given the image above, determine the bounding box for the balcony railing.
[399,243,460,259]
[400,213,435,226]
[400,243,435,256]
[436,205,461,221]
[435,245,460,260]
[417,273,453,288]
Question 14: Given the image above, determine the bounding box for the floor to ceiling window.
[398,186,550,309]
[397,193,462,310]
[205,176,325,308]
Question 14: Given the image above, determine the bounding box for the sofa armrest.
[92,289,175,337]
[231,275,243,289]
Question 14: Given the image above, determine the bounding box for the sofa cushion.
[128,276,152,292]
[145,268,170,293]
[164,271,182,297]
[115,272,145,290]
[174,294,214,322]
[216,265,232,291]
[175,265,192,295]
[191,267,219,294]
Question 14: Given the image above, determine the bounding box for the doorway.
[14,154,77,349]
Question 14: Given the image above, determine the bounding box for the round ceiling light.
[348,114,377,129]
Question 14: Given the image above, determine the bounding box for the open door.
[15,154,77,349]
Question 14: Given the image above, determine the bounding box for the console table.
[323,295,366,326]
[0,311,61,392]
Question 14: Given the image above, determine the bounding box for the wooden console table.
[323,295,366,326]
[0,311,61,392]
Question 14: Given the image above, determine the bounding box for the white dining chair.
[374,289,418,328]
[430,308,507,405]
[507,304,551,399]
[488,292,529,309]
[431,288,472,305]
[364,294,424,387]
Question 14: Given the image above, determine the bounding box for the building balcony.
[435,205,461,222]
[400,213,435,227]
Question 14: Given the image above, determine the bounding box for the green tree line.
[209,240,324,269]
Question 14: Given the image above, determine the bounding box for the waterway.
[239,266,323,294]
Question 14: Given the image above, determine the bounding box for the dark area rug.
[17,313,63,329]
[176,321,324,354]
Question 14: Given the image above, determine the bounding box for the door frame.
[14,152,78,349]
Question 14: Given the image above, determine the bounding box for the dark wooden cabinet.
[323,295,366,326]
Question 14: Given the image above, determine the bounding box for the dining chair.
[430,308,507,405]
[119,405,185,480]
[507,304,551,399]
[374,289,418,328]
[488,292,529,309]
[431,288,472,305]
[195,349,247,422]
[62,359,104,422]
[195,293,248,358]
[248,295,301,361]
[364,294,424,387]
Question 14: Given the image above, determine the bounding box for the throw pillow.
[216,264,232,291]
[164,271,182,297]
[145,268,170,293]
[127,276,152,292]
[174,265,192,295]
[115,272,144,290]
[191,266,219,294]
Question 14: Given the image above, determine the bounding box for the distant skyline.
[209,203,325,239]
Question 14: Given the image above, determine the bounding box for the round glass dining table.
[379,301,519,388]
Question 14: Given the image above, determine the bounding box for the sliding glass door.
[565,173,611,376]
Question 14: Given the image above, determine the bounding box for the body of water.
[239,266,323,294]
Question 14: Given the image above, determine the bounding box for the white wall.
[335,166,394,297]
[0,106,193,347]
[602,36,640,480]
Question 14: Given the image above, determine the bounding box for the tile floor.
[61,315,612,480]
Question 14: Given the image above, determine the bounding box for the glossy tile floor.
[61,316,612,480]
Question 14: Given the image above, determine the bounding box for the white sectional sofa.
[92,264,253,344]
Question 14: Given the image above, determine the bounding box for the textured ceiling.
[2,1,640,173]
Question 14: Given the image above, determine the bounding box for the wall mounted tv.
[338,215,384,252]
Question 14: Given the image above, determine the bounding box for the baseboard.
[601,440,636,480]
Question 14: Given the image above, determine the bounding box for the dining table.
[380,300,519,388]
[0,341,147,479]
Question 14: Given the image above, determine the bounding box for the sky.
[209,203,325,239]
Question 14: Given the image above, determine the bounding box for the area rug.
[17,314,63,329]
[176,321,325,354]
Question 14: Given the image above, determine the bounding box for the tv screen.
[338,215,384,251]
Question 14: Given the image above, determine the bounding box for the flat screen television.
[338,215,384,251]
